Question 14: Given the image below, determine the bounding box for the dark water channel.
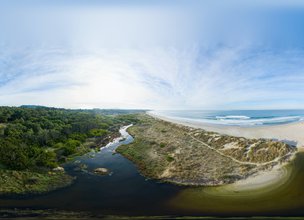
[1,125,304,217]
[0,125,181,216]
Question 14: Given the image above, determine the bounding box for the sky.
[1,0,304,110]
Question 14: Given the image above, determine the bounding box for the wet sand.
[226,164,291,192]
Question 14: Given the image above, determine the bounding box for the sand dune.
[148,112,304,148]
[148,112,303,190]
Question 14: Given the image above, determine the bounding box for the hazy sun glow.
[1,1,304,109]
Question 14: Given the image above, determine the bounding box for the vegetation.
[0,169,74,195]
[117,114,296,186]
[0,106,141,194]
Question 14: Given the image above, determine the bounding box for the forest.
[0,106,141,171]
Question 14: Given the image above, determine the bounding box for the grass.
[0,169,74,195]
[117,114,296,186]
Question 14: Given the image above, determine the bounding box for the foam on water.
[151,110,304,127]
[216,115,251,120]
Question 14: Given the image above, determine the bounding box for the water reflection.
[169,152,304,216]
[1,125,304,217]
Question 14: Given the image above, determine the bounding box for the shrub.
[166,155,174,162]
[88,129,108,138]
[160,143,166,148]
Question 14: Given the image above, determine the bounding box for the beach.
[147,111,303,190]
[148,111,304,148]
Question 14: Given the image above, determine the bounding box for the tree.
[88,129,108,138]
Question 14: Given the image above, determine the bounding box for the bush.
[160,143,166,148]
[35,150,58,168]
[61,139,81,156]
[166,155,174,162]
[0,141,34,170]
[88,129,108,138]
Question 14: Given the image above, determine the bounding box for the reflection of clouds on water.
[169,153,304,214]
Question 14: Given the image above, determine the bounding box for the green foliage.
[61,139,81,156]
[0,106,139,171]
[0,169,74,195]
[0,141,35,170]
[69,133,87,142]
[160,143,166,148]
[88,129,108,137]
[35,150,58,168]
[166,155,174,162]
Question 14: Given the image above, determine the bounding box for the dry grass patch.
[117,114,296,186]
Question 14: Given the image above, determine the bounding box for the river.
[1,125,304,217]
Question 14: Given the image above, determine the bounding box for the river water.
[1,125,304,217]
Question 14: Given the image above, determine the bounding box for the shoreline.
[147,111,304,148]
[0,125,130,196]
[147,111,299,190]
[225,155,294,192]
[117,114,296,188]
[227,164,290,191]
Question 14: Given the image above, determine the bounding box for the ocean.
[151,109,304,126]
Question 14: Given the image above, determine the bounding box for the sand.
[230,166,289,191]
[148,111,302,190]
[148,111,304,148]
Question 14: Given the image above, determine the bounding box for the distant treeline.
[0,107,141,170]
[20,105,148,115]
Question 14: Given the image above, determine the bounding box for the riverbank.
[148,111,304,148]
[117,114,296,186]
[0,106,141,195]
[4,208,304,220]
[147,112,303,190]
[1,114,304,217]
[227,164,290,191]
[0,125,132,196]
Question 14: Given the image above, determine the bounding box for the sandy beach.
[148,111,304,148]
[148,111,303,190]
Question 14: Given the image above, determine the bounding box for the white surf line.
[149,112,294,166]
[188,133,291,167]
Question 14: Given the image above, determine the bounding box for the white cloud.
[1,2,304,109]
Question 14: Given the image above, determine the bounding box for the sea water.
[151,109,304,126]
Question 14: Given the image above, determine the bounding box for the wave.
[209,116,303,126]
[216,115,250,120]
[159,115,304,127]
[150,110,304,127]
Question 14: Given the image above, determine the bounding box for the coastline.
[117,114,296,188]
[147,111,299,190]
[148,111,304,148]
[227,164,290,191]
[225,155,295,192]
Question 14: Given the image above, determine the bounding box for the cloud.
[0,1,304,109]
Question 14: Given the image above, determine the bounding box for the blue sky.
[1,1,304,109]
